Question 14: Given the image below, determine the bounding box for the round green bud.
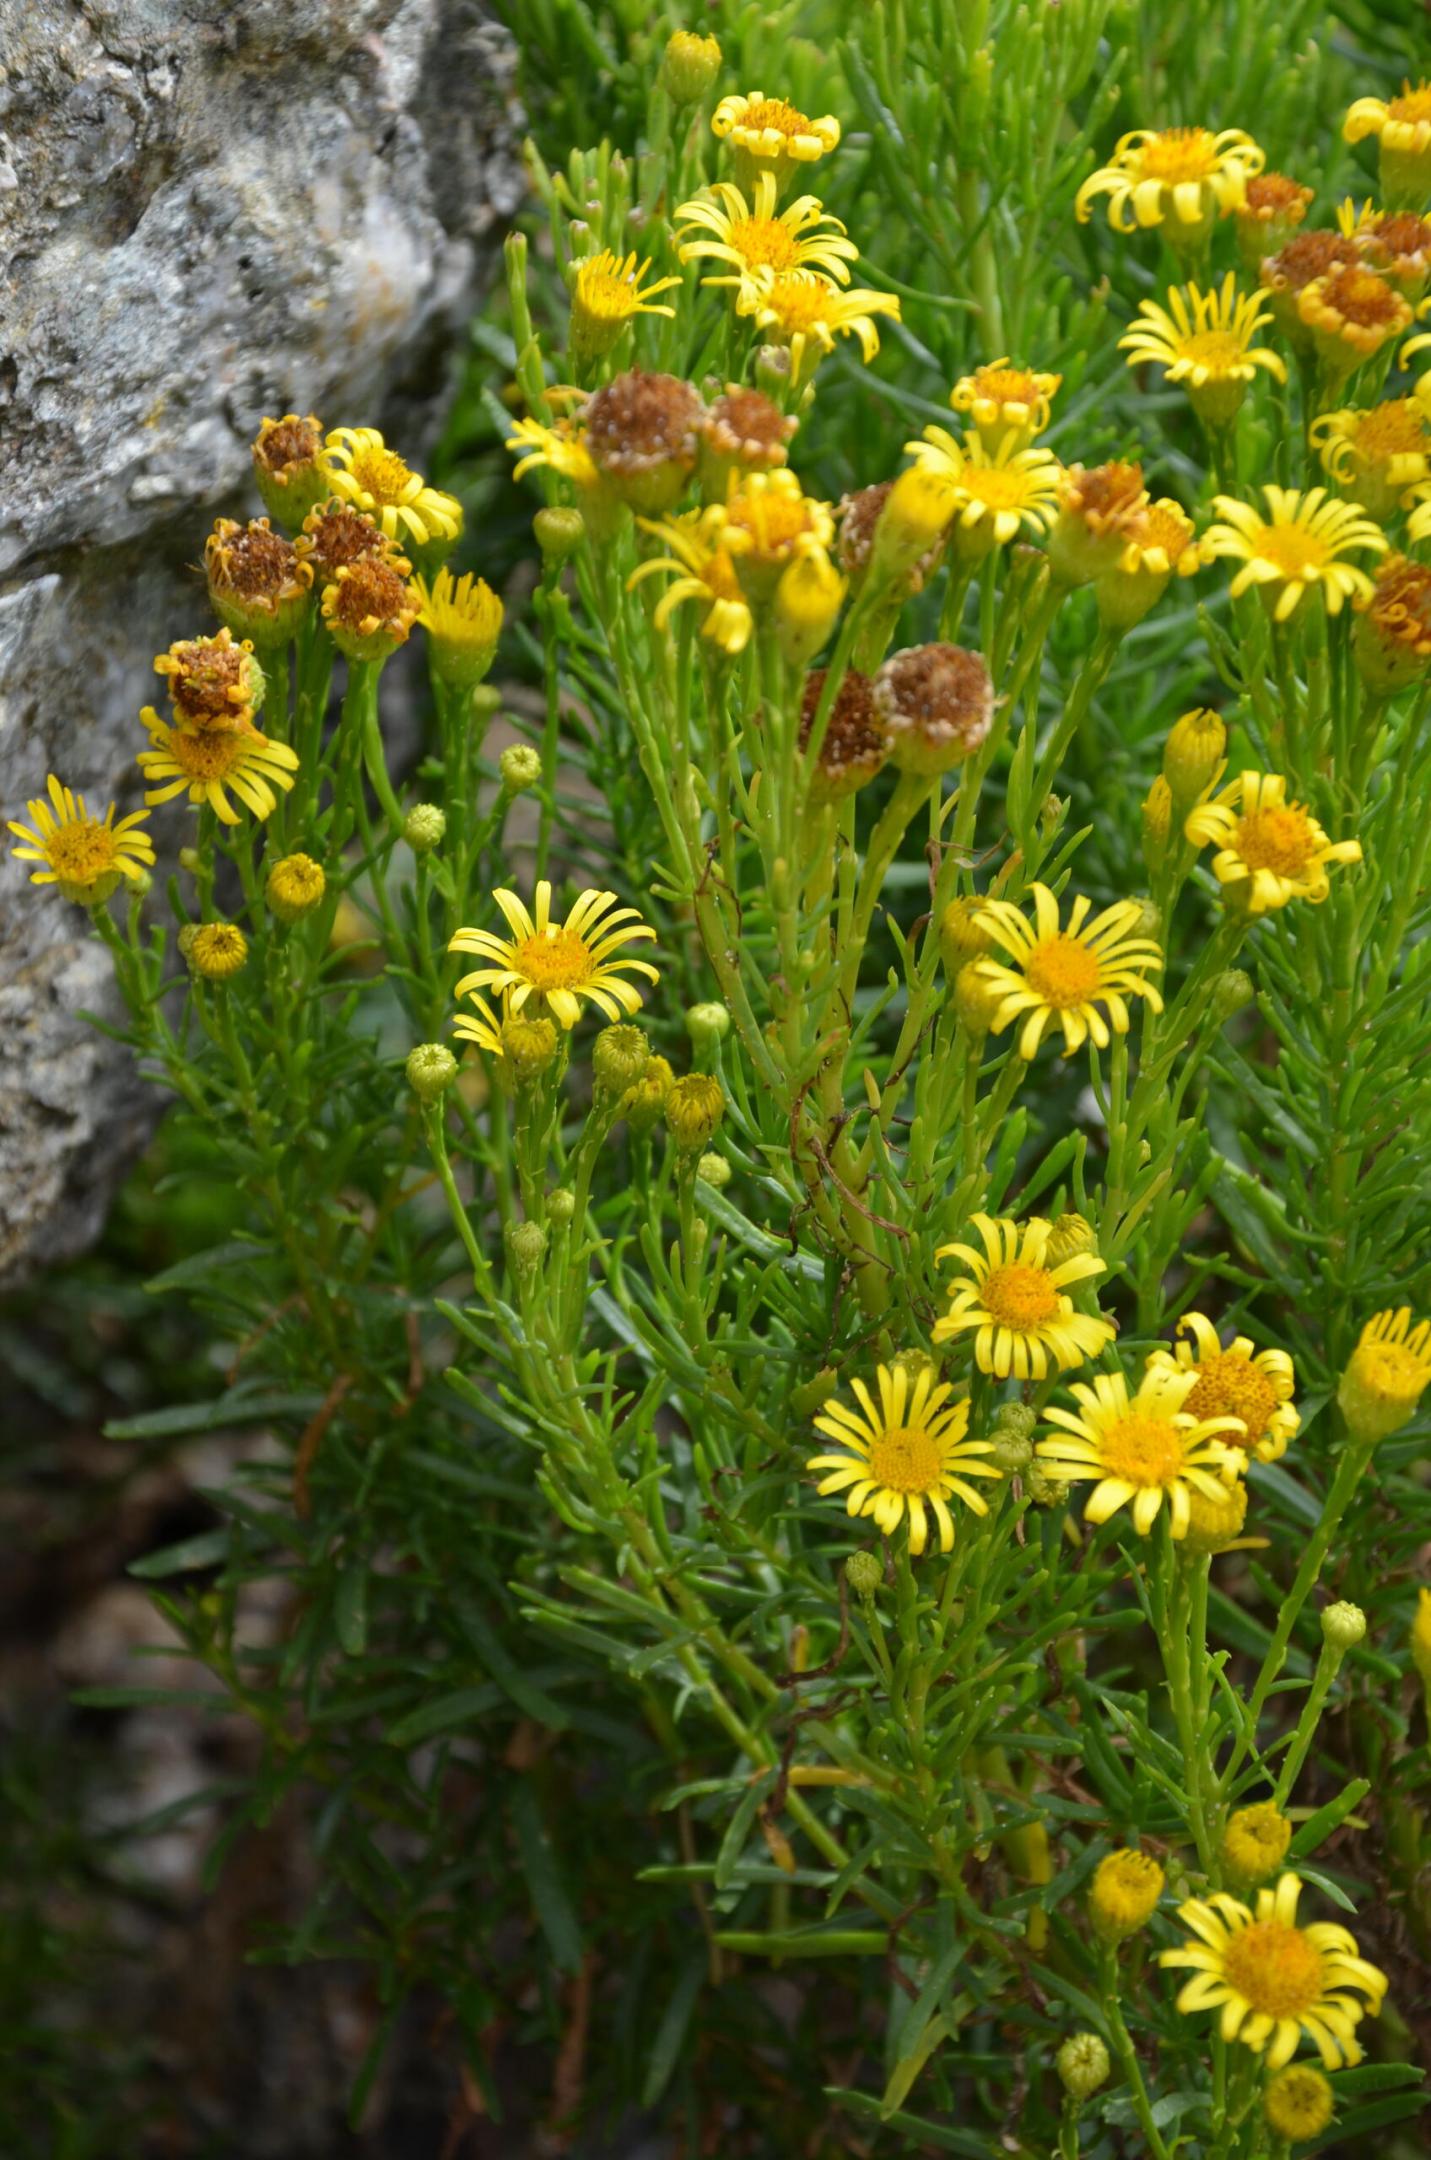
[505,1219,547,1276]
[1046,1212,1098,1269]
[547,1188,577,1226]
[501,1013,560,1082]
[406,1042,458,1103]
[1321,1601,1367,1650]
[991,1401,1038,1444]
[1056,2032,1110,2101]
[403,803,447,854]
[685,1000,731,1048]
[178,846,202,876]
[1210,968,1256,1024]
[845,1550,883,1600]
[534,505,586,562]
[1128,896,1163,943]
[660,28,722,104]
[696,1151,731,1190]
[127,867,154,900]
[593,1023,651,1097]
[990,1428,1033,1475]
[500,743,543,793]
[1025,1466,1064,1508]
[953,958,1002,1036]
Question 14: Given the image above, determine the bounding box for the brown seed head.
[701,388,797,472]
[1262,230,1359,293]
[321,558,418,655]
[206,518,311,612]
[798,667,890,799]
[585,369,705,478]
[1240,172,1314,225]
[295,501,402,586]
[154,627,263,733]
[873,643,996,775]
[254,414,322,482]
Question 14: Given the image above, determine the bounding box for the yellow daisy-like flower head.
[1120,275,1287,426]
[1047,461,1149,586]
[1346,208,1431,297]
[1221,1803,1293,1890]
[1338,1306,1431,1442]
[675,172,858,289]
[1264,2065,1335,2144]
[1296,265,1413,380]
[1096,499,1210,632]
[1146,1312,1299,1465]
[1075,126,1264,242]
[320,426,463,554]
[949,359,1061,452]
[970,882,1165,1062]
[1160,1871,1388,2070]
[136,708,298,826]
[1310,398,1431,522]
[8,774,155,907]
[1204,486,1386,621]
[1184,770,1363,916]
[448,881,658,1030]
[507,414,599,492]
[629,506,753,656]
[903,428,1062,562]
[806,1362,999,1556]
[1089,1849,1166,1940]
[932,1213,1116,1381]
[1345,82,1431,208]
[412,568,503,690]
[716,467,835,601]
[1037,1362,1245,1538]
[1354,550,1431,691]
[569,250,680,367]
[712,92,840,183]
[734,268,901,386]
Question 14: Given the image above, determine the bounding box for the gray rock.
[0,0,523,1281]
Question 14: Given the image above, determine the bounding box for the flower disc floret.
[1161,1872,1387,2069]
[969,882,1164,1060]
[8,774,155,906]
[449,882,658,1030]
[933,1212,1115,1380]
[807,1361,1000,1555]
[1037,1363,1244,1538]
[1146,1311,1299,1463]
[1184,770,1363,914]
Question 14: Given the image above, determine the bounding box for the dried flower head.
[205,517,313,646]
[294,500,400,590]
[1354,551,1431,691]
[1236,172,1314,268]
[252,413,326,526]
[701,388,797,485]
[799,667,890,801]
[320,558,420,663]
[873,643,996,775]
[1048,461,1148,585]
[154,628,265,735]
[584,369,706,512]
[1261,230,1361,348]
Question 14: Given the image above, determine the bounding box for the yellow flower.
[451,990,506,1059]
[1145,1312,1299,1465]
[186,922,249,981]
[1096,499,1209,631]
[716,467,836,600]
[507,414,601,491]
[629,507,754,655]
[1204,486,1386,620]
[675,172,858,288]
[711,91,840,186]
[1184,770,1363,915]
[1264,2065,1335,2143]
[1075,126,1264,239]
[1089,1849,1166,1940]
[412,568,504,690]
[1163,706,1228,813]
[1120,275,1286,425]
[1037,1363,1244,1538]
[733,268,901,385]
[1221,1804,1293,1889]
[1297,265,1412,379]
[665,1073,726,1152]
[137,709,298,825]
[1310,399,1431,522]
[948,359,1061,451]
[8,774,155,906]
[903,428,1062,560]
[1160,1871,1387,2069]
[569,250,680,367]
[1410,1586,1431,1685]
[320,426,463,551]
[806,1362,999,1556]
[933,1213,1115,1381]
[266,853,326,925]
[1344,82,1431,206]
[1182,1475,1254,1555]
[1338,1306,1431,1442]
[449,882,658,1030]
[970,882,1164,1061]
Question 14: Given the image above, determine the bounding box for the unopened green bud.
[186,921,249,980]
[992,1401,1038,1444]
[660,28,722,104]
[404,803,447,854]
[1321,1601,1366,1650]
[128,867,153,900]
[1056,2033,1110,2101]
[666,1073,726,1152]
[179,847,202,876]
[593,1023,650,1096]
[1046,1212,1098,1269]
[696,1151,731,1189]
[535,506,586,562]
[1210,969,1256,1023]
[685,1000,731,1048]
[505,1219,547,1276]
[1142,775,1173,875]
[938,896,992,974]
[1026,1466,1064,1508]
[501,1013,560,1082]
[406,1042,458,1103]
[1128,896,1162,943]
[500,743,543,793]
[990,1427,1033,1475]
[547,1188,577,1226]
[845,1550,883,1600]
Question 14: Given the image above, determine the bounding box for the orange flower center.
[740,97,812,138]
[167,730,250,778]
[867,1424,943,1494]
[1138,127,1217,184]
[727,217,801,272]
[46,821,119,883]
[1221,1921,1324,2021]
[1321,267,1403,328]
[980,1262,1061,1330]
[1098,1413,1185,1488]
[1184,1352,1280,1448]
[1232,803,1316,877]
[349,444,418,505]
[1352,398,1426,462]
[516,927,592,990]
[1025,933,1104,1007]
[1243,173,1311,218]
[1388,86,1431,125]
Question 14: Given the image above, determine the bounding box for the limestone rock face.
[0,0,522,1280]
